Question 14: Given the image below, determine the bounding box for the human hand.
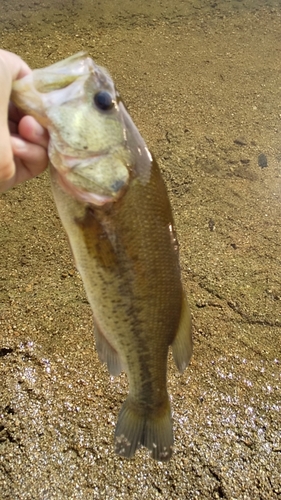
[0,49,49,193]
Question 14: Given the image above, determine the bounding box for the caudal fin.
[114,396,173,462]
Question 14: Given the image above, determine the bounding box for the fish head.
[12,52,137,206]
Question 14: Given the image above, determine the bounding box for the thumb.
[0,50,31,183]
[0,55,14,182]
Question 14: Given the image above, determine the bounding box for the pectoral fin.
[94,322,123,376]
[172,293,192,373]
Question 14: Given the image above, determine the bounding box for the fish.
[11,52,192,461]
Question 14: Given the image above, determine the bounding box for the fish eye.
[94,91,114,111]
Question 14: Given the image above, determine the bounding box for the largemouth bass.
[12,52,192,461]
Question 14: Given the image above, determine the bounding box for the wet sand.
[0,1,280,499]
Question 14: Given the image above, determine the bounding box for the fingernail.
[34,123,45,137]
[11,136,27,151]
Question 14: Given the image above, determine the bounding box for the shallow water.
[0,1,280,499]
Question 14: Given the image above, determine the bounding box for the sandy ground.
[0,0,280,499]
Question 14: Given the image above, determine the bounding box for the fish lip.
[54,168,115,206]
[53,151,116,206]
[52,149,128,206]
[58,151,107,170]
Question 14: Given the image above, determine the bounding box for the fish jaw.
[49,142,131,205]
[11,52,93,125]
[52,168,115,206]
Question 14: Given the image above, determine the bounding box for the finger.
[0,56,14,181]
[0,51,30,126]
[0,51,31,185]
[10,136,48,185]
[0,49,31,81]
[0,146,15,184]
[18,115,49,149]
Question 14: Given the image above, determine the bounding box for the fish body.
[12,53,192,461]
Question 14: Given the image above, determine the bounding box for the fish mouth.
[53,152,124,206]
[58,151,106,171]
[56,170,115,206]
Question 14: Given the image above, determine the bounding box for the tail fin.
[114,396,173,462]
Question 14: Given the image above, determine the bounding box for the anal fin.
[94,322,123,376]
[172,292,193,373]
